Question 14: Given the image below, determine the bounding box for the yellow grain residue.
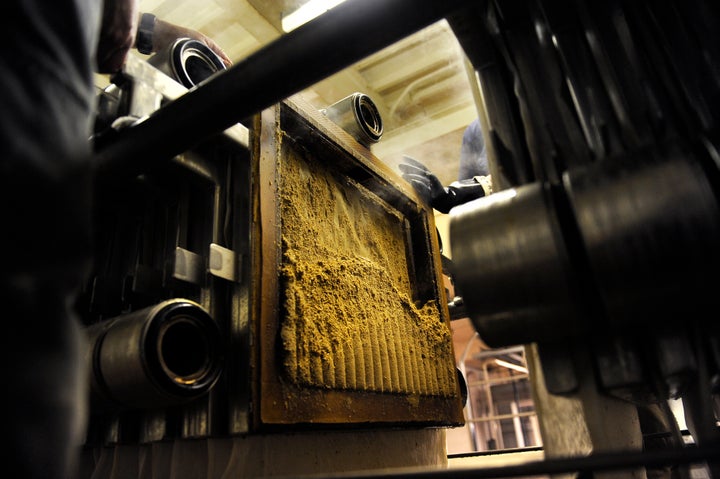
[278,143,456,397]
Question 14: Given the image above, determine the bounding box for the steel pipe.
[94,0,473,184]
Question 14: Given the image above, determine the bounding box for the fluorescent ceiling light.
[282,0,348,32]
[494,359,528,374]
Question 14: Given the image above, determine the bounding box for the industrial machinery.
[447,2,720,476]
[82,0,719,477]
[81,18,463,475]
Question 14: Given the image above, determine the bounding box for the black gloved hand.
[399,156,488,213]
[398,156,454,213]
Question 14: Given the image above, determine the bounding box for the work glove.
[399,156,488,213]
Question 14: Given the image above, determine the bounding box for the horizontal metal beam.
[285,444,720,479]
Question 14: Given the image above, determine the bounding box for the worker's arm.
[95,0,231,74]
[399,156,491,214]
[96,0,138,73]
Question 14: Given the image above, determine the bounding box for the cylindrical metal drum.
[86,298,224,410]
[148,37,227,88]
[321,92,383,147]
[449,183,587,346]
[563,140,720,333]
[450,139,720,346]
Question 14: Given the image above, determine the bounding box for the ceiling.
[129,0,481,186]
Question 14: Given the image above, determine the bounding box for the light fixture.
[282,0,348,32]
[494,358,528,374]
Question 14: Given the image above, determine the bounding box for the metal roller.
[86,298,224,411]
[448,183,587,347]
[321,92,383,146]
[147,37,227,88]
[449,139,720,346]
[563,140,720,334]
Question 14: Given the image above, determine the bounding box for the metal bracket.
[209,243,240,282]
